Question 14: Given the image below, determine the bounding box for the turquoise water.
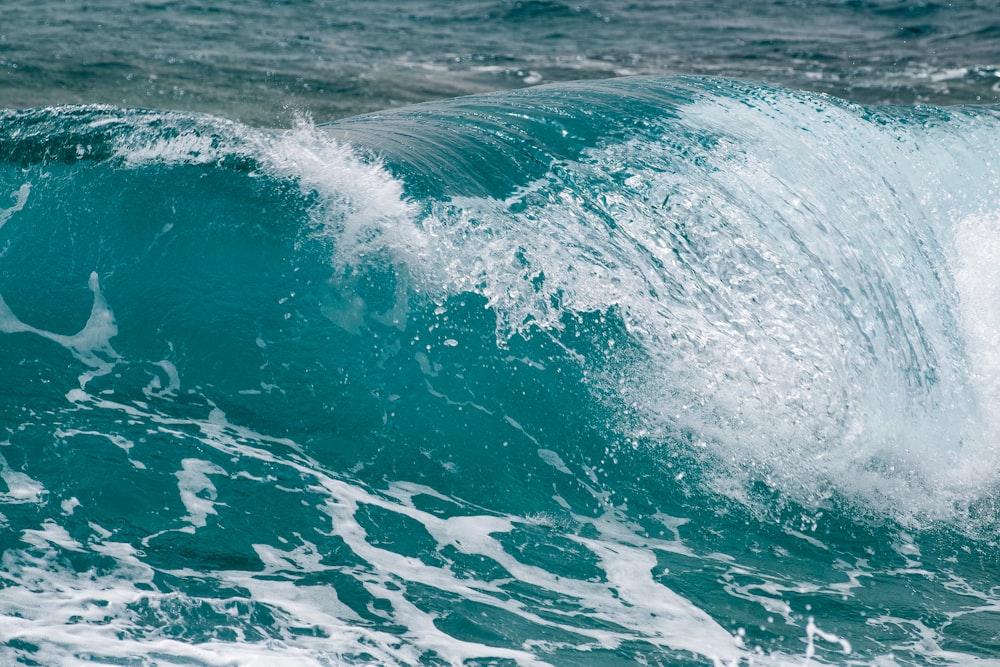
[2,76,1000,665]
[4,3,1000,666]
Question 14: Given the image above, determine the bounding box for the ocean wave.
[1,77,999,665]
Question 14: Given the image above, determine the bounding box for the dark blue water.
[2,4,1000,666]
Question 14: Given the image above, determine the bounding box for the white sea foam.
[0,271,119,387]
[0,452,47,505]
[0,182,29,229]
[175,458,228,531]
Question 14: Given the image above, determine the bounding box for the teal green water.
[1,77,1000,665]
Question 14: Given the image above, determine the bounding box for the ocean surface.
[2,2,1000,666]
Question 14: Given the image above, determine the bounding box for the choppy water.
[3,0,1000,124]
[2,3,1000,667]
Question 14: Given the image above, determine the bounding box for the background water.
[2,2,1000,667]
[3,0,1000,124]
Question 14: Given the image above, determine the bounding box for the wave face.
[1,77,1000,665]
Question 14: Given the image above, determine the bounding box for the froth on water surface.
[1,78,1000,665]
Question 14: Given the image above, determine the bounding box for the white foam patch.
[0,453,46,505]
[537,447,571,474]
[0,542,331,667]
[55,428,136,457]
[0,271,119,387]
[60,497,81,515]
[0,182,29,229]
[21,522,85,553]
[108,110,247,167]
[144,359,181,399]
[175,458,228,531]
